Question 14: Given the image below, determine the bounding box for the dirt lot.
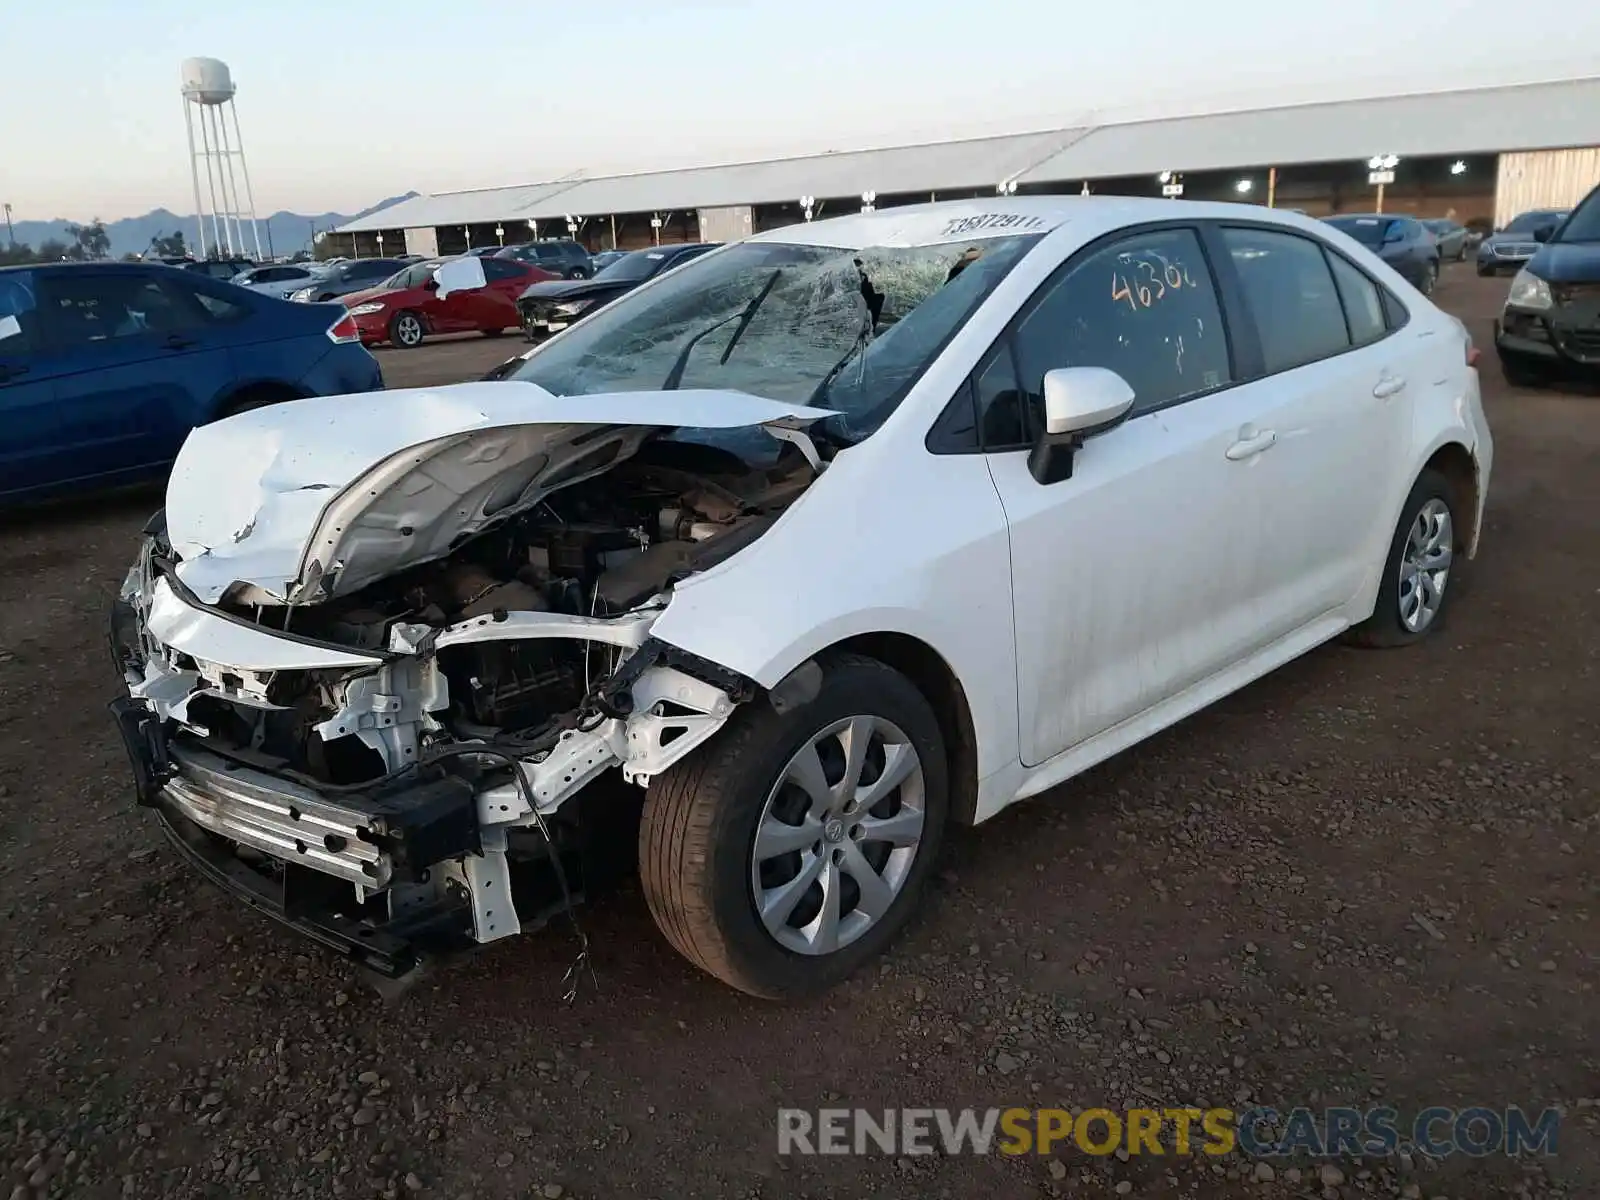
[0,266,1594,1200]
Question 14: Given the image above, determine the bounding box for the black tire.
[217,386,299,419]
[566,266,591,280]
[639,653,949,1000]
[1419,260,1439,297]
[1344,468,1461,649]
[387,310,425,349]
[1500,357,1548,389]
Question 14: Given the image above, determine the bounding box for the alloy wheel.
[396,314,422,346]
[750,715,926,956]
[1398,497,1453,633]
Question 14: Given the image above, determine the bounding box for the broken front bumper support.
[155,801,474,978]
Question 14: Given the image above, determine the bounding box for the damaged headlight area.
[107,452,803,979]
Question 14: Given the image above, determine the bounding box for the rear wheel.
[217,385,300,419]
[388,310,425,349]
[639,653,948,999]
[1344,468,1459,649]
[1419,260,1439,296]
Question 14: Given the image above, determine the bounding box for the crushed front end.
[105,455,789,976]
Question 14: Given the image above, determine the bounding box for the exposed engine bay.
[178,440,813,786]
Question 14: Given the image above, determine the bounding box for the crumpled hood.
[164,381,836,606]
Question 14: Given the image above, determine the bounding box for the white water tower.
[180,57,263,260]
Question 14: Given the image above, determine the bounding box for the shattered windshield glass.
[507,234,1042,443]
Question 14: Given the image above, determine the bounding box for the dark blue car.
[0,262,383,504]
[1323,214,1441,296]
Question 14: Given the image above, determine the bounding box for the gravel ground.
[0,265,1594,1199]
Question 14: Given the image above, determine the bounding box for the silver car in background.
[232,263,331,300]
[288,258,408,303]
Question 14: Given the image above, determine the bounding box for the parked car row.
[0,261,383,504]
[515,242,719,338]
[343,255,551,347]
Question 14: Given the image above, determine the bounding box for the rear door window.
[39,273,210,347]
[1220,227,1351,373]
[1325,252,1387,347]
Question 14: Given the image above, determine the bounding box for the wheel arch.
[811,632,981,828]
[213,379,306,420]
[1422,440,1481,557]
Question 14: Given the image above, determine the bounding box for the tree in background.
[63,220,111,261]
[148,230,188,258]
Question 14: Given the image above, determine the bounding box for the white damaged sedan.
[110,197,1492,999]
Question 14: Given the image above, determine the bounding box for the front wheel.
[388,310,425,349]
[1419,260,1439,296]
[639,653,949,1000]
[1500,356,1549,389]
[1344,469,1460,649]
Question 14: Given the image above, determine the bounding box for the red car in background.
[343,256,555,349]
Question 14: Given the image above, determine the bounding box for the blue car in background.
[0,262,383,505]
[1322,213,1441,296]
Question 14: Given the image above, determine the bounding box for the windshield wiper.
[661,269,781,390]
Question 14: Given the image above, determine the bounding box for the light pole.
[495,223,504,246]
[2,202,13,248]
[650,214,663,245]
[800,195,815,221]
[1368,154,1400,213]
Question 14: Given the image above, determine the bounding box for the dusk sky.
[4,0,1598,221]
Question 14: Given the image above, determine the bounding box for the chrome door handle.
[1373,375,1407,398]
[1225,429,1277,461]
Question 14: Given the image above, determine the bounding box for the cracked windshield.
[509,234,1040,441]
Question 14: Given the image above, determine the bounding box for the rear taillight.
[327,313,360,344]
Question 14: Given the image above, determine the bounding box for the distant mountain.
[6,193,419,259]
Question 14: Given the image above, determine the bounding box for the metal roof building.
[333,76,1600,250]
[1016,76,1600,182]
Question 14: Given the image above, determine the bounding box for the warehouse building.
[329,76,1600,259]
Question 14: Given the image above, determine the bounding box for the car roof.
[753,196,1350,250]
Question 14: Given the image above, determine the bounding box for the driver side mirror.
[1028,367,1136,485]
